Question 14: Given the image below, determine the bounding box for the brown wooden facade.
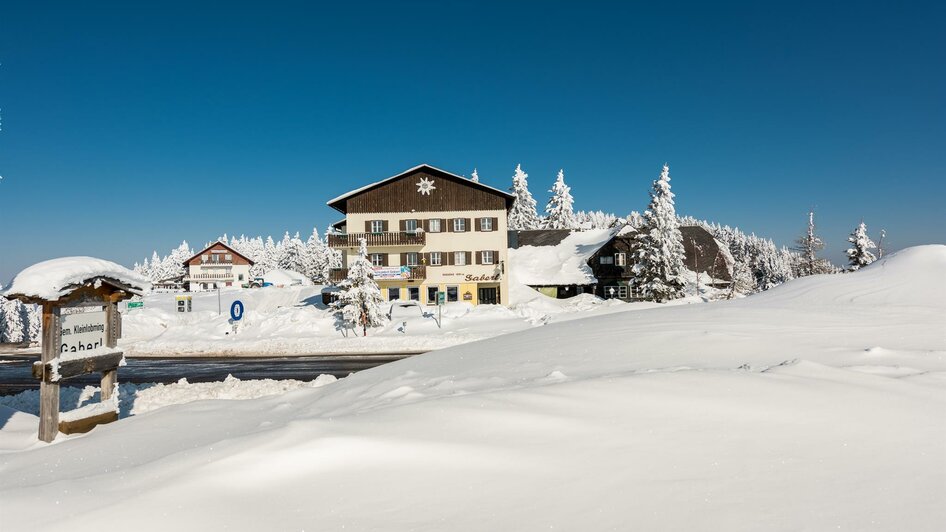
[184,242,255,267]
[328,165,513,214]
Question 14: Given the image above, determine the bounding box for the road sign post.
[230,300,244,334]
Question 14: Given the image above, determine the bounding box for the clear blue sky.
[2,1,944,281]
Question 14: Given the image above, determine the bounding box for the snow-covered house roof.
[508,228,618,286]
[182,241,255,266]
[2,257,151,304]
[326,164,514,214]
[263,269,312,287]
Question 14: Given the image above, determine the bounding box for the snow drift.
[1,246,944,531]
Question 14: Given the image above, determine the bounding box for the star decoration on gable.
[416,177,436,195]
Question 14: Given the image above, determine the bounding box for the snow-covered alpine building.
[327,164,514,306]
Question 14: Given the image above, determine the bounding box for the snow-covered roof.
[263,269,312,287]
[183,241,255,266]
[2,257,151,303]
[509,228,618,286]
[326,164,514,212]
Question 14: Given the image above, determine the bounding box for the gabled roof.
[326,163,515,214]
[183,241,255,266]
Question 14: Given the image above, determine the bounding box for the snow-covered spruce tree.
[846,221,877,271]
[277,232,308,274]
[793,210,824,277]
[631,164,687,302]
[544,169,578,229]
[470,168,479,183]
[333,239,386,336]
[305,228,331,283]
[507,164,540,230]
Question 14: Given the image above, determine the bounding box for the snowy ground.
[117,281,676,356]
[1,246,943,531]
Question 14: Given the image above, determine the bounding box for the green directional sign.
[127,302,144,310]
[437,291,445,305]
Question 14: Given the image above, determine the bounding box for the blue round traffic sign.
[230,300,245,321]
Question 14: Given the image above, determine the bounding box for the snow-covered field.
[1,245,943,531]
[118,281,649,356]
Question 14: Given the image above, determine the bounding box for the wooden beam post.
[101,300,119,401]
[38,303,61,443]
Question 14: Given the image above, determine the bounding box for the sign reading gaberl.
[60,311,107,353]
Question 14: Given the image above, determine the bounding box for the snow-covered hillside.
[1,246,944,531]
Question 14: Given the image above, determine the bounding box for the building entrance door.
[478,286,498,305]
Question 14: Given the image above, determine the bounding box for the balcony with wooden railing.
[329,265,426,283]
[327,231,426,248]
[184,272,235,281]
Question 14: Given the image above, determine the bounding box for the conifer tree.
[305,228,331,283]
[334,239,386,335]
[470,168,479,183]
[544,169,578,229]
[631,164,687,302]
[793,210,825,276]
[846,221,877,271]
[507,164,540,230]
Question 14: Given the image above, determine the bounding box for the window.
[211,254,220,263]
[388,287,400,300]
[599,255,614,265]
[615,253,626,266]
[604,285,620,299]
[481,250,494,265]
[408,287,420,301]
[447,286,458,302]
[201,255,208,262]
[430,252,442,266]
[618,286,628,298]
[404,219,418,233]
[427,286,439,303]
[453,218,466,232]
[428,219,441,232]
[238,274,244,281]
[454,251,467,266]
[370,220,384,234]
[405,252,419,266]
[480,217,493,231]
[370,253,385,267]
[225,254,233,261]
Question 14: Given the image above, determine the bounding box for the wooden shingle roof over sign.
[327,164,515,214]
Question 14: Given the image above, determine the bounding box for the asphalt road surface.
[0,354,419,395]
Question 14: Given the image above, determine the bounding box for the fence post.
[38,303,61,443]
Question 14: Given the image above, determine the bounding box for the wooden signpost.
[6,276,143,442]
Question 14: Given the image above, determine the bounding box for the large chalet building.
[182,241,255,291]
[327,164,514,306]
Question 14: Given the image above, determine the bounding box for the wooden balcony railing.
[330,265,426,283]
[185,273,234,281]
[327,231,426,248]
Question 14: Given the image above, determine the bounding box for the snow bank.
[0,374,338,419]
[1,246,942,531]
[262,268,312,287]
[3,256,150,302]
[508,228,615,285]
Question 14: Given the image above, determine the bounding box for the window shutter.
[399,220,406,232]
[422,219,430,232]
[475,251,481,265]
[447,252,455,266]
[464,218,472,230]
[446,219,454,232]
[382,220,389,232]
[364,221,371,232]
[465,251,472,265]
[473,218,480,232]
[490,217,498,231]
[381,253,389,267]
[400,252,407,266]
